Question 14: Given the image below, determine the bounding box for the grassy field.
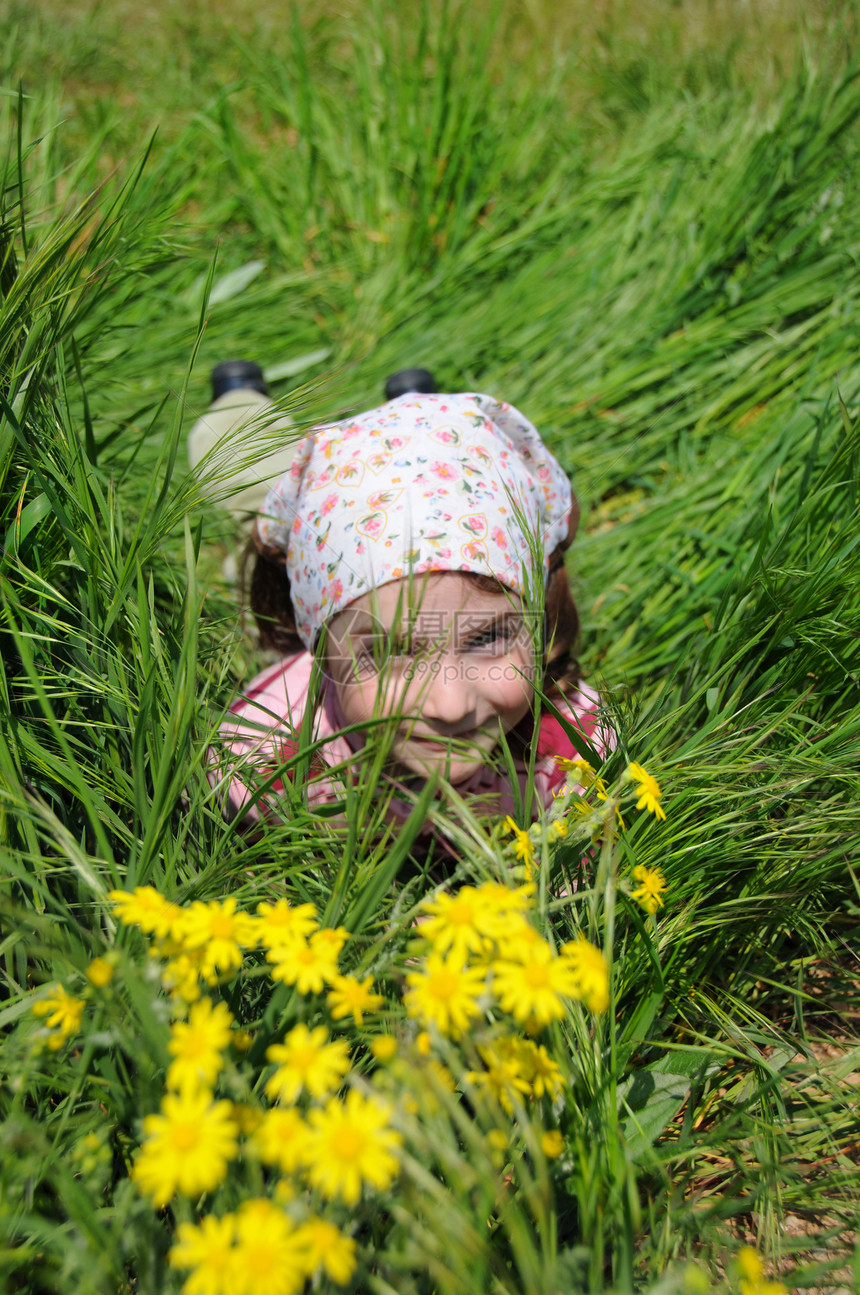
[1,2,859,1292]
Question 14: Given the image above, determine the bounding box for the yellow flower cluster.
[30,954,118,1051]
[546,756,671,917]
[243,1085,400,1210]
[169,1199,357,1295]
[501,814,566,872]
[108,888,399,1291]
[467,1035,563,1112]
[550,756,612,840]
[100,875,619,1293]
[108,890,259,1002]
[550,756,666,831]
[108,887,381,1017]
[406,881,610,1048]
[554,757,609,800]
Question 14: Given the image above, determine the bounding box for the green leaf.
[3,490,50,552]
[264,348,331,382]
[617,1068,691,1160]
[207,259,266,306]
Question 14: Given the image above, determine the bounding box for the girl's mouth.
[403,730,490,751]
[406,736,455,751]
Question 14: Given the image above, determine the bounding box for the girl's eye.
[465,626,507,652]
[350,643,414,674]
[350,647,378,676]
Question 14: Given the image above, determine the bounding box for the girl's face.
[325,573,536,784]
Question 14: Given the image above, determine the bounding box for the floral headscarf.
[255,392,573,648]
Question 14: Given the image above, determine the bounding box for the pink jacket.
[212,652,609,828]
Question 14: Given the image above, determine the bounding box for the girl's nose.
[416,659,475,727]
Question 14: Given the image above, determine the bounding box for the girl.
[212,390,609,830]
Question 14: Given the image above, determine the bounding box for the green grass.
[1,1,859,1291]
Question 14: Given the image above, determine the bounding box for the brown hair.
[244,538,581,694]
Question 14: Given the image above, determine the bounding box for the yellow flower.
[303,1089,402,1205]
[555,757,608,798]
[32,985,85,1048]
[252,1107,310,1173]
[265,1023,351,1105]
[416,1031,432,1056]
[132,1090,239,1207]
[108,886,184,938]
[737,1247,763,1284]
[404,952,486,1036]
[630,863,668,915]
[541,1129,564,1159]
[626,761,666,820]
[313,925,350,958]
[255,899,318,950]
[267,931,341,995]
[570,798,609,844]
[296,1216,357,1285]
[169,1213,236,1295]
[504,816,536,868]
[474,880,535,913]
[466,881,536,946]
[736,1245,789,1295]
[326,974,384,1026]
[85,957,114,988]
[230,1198,307,1295]
[178,898,259,979]
[500,917,553,965]
[514,1037,564,1099]
[370,1035,398,1062]
[548,819,568,840]
[467,1039,532,1113]
[419,888,493,960]
[162,949,206,1004]
[560,937,610,1014]
[167,997,234,1095]
[492,941,576,1026]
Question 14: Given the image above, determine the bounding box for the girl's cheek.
[336,675,382,726]
[372,666,413,716]
[500,647,535,684]
[496,652,536,713]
